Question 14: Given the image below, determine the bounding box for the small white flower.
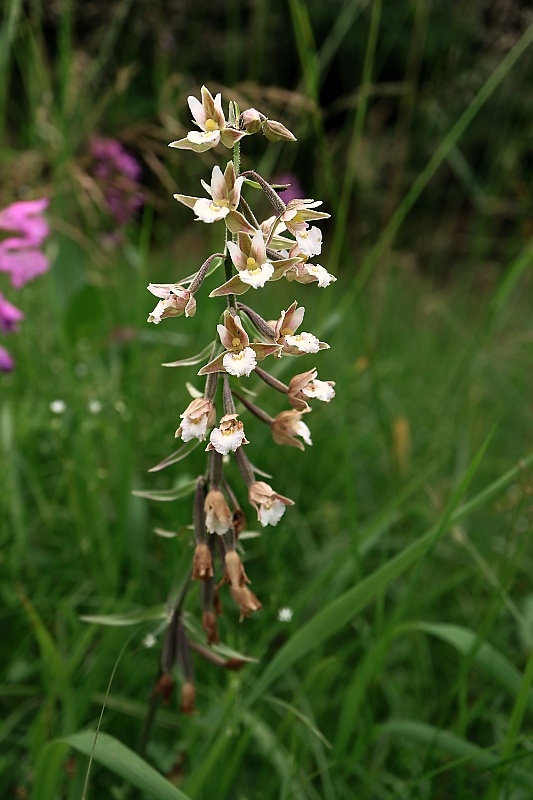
[296,225,322,256]
[294,420,312,446]
[239,261,274,288]
[302,378,336,402]
[223,346,257,377]
[204,488,233,535]
[147,284,196,323]
[207,414,249,455]
[303,263,336,288]
[88,399,102,414]
[258,499,287,527]
[180,415,209,441]
[50,399,66,414]
[278,607,293,623]
[193,197,230,223]
[284,332,321,353]
[143,633,157,648]
[176,397,215,442]
[186,129,221,149]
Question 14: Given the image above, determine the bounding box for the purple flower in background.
[0,198,50,372]
[273,172,305,204]
[90,137,144,231]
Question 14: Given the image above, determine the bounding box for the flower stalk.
[145,84,336,711]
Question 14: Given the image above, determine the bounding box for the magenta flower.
[0,199,50,288]
[0,344,14,373]
[0,198,51,372]
[0,198,49,246]
[0,293,23,333]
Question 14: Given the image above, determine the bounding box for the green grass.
[3,1,533,798]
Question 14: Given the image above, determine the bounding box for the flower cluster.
[0,199,50,371]
[147,87,336,711]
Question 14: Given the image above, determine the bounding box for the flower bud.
[263,119,297,142]
[240,108,263,134]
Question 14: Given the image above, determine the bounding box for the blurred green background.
[3,1,533,798]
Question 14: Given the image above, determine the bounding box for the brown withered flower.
[230,585,263,620]
[202,610,220,645]
[192,543,214,580]
[180,681,196,715]
[154,672,175,705]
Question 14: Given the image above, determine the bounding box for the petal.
[304,263,337,287]
[173,193,201,210]
[227,240,248,272]
[212,92,226,129]
[296,226,322,256]
[239,262,274,288]
[0,248,49,288]
[258,500,286,527]
[193,198,229,223]
[209,275,251,297]
[223,347,257,377]
[284,332,321,354]
[249,343,282,361]
[169,136,217,153]
[229,176,245,209]
[219,128,248,148]
[210,165,227,202]
[0,344,14,372]
[302,379,336,402]
[249,229,267,264]
[179,416,209,441]
[225,211,258,235]
[198,353,226,375]
[188,94,207,128]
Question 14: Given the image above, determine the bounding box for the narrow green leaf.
[148,440,200,473]
[80,606,166,626]
[132,479,197,502]
[244,434,494,708]
[378,720,533,791]
[162,342,214,368]
[409,622,533,713]
[62,731,192,800]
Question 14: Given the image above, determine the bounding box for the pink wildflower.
[0,344,14,372]
[0,199,50,288]
[0,293,24,334]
